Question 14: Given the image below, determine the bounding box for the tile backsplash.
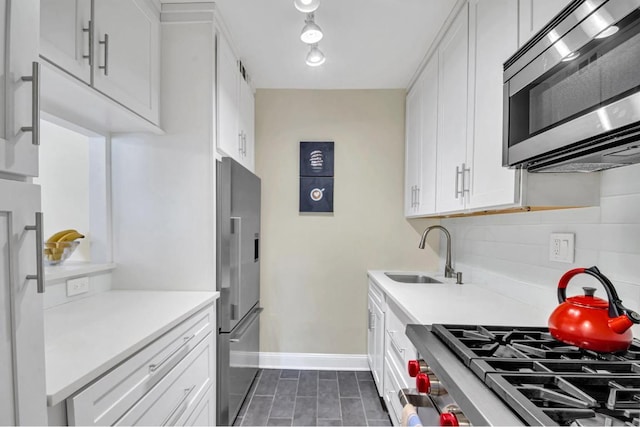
[441,163,640,325]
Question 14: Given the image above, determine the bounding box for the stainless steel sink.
[384,273,442,284]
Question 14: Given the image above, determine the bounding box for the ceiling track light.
[294,0,319,13]
[295,0,325,66]
[300,12,323,44]
[306,43,325,67]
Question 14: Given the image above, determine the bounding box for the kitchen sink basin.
[384,273,442,284]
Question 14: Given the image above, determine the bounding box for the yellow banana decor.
[44,229,84,264]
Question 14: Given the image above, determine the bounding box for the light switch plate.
[67,277,89,296]
[549,232,575,263]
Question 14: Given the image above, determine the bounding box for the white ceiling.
[212,0,458,89]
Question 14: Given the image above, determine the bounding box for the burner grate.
[486,374,640,426]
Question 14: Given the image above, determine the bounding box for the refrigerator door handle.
[230,217,241,319]
[229,307,263,343]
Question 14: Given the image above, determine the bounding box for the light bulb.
[306,44,325,67]
[294,0,320,13]
[301,13,323,44]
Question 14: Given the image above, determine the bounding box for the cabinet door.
[93,0,159,123]
[0,181,47,425]
[239,77,255,171]
[404,80,421,216]
[367,293,384,395]
[40,0,91,83]
[417,55,438,215]
[436,5,468,213]
[466,0,518,210]
[1,0,39,177]
[217,32,240,160]
[518,0,573,46]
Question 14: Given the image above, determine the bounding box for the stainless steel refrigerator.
[216,157,262,426]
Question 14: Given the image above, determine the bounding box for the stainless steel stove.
[404,324,640,426]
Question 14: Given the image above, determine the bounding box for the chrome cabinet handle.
[20,62,40,146]
[99,33,109,76]
[25,212,44,293]
[243,132,247,155]
[367,309,374,330]
[415,186,420,208]
[387,330,405,359]
[238,132,243,155]
[149,334,196,374]
[82,20,93,66]
[161,385,195,426]
[461,163,470,195]
[455,166,463,199]
[413,186,417,207]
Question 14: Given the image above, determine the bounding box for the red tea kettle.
[548,266,640,353]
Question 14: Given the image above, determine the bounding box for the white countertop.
[44,290,219,406]
[367,270,551,327]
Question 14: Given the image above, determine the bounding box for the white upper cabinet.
[40,0,91,84]
[216,29,255,171]
[239,76,255,170]
[405,55,437,217]
[518,0,573,46]
[465,0,518,210]
[39,0,161,131]
[404,0,598,218]
[435,4,469,213]
[92,0,160,124]
[1,0,40,178]
[217,33,240,161]
[404,77,422,216]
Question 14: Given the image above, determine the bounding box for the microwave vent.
[531,162,626,173]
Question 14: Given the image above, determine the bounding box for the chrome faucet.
[418,225,456,278]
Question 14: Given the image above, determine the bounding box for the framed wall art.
[299,141,334,213]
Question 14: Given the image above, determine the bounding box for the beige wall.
[255,89,439,355]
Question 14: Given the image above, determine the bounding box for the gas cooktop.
[431,324,640,426]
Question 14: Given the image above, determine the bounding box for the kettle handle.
[557,266,624,318]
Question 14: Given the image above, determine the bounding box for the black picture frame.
[299,176,334,213]
[300,141,334,177]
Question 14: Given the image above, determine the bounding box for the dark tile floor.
[234,369,392,427]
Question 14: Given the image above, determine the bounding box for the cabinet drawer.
[183,384,215,426]
[383,359,403,427]
[368,279,385,308]
[385,306,417,389]
[67,306,214,426]
[115,335,215,426]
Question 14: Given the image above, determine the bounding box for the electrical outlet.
[67,277,89,296]
[549,233,575,263]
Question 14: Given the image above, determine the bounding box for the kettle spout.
[608,314,637,334]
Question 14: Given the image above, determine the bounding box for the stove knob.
[416,372,446,396]
[440,405,470,427]
[439,413,459,427]
[415,372,431,393]
[408,359,428,377]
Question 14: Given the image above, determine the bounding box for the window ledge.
[45,261,116,283]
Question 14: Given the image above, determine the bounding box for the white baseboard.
[259,352,369,371]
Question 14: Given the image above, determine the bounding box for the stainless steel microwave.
[503,0,640,172]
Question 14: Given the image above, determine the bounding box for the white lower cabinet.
[66,305,216,426]
[382,302,417,427]
[367,277,418,421]
[367,280,385,396]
